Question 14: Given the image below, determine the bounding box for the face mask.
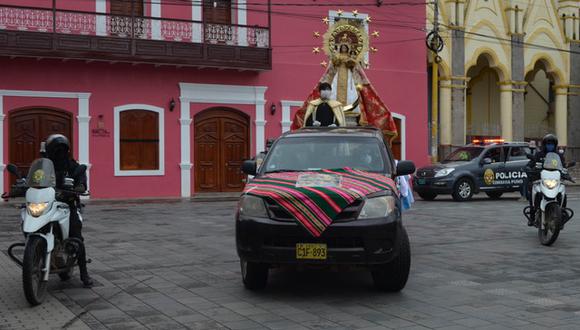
[546,143,555,152]
[320,90,332,100]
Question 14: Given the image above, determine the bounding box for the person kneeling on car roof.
[303,82,359,127]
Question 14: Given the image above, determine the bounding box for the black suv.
[414,142,531,201]
[237,127,416,291]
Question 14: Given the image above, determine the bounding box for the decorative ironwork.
[205,23,235,45]
[107,16,149,38]
[247,27,269,48]
[0,5,269,48]
[161,20,193,42]
[0,7,52,32]
[56,12,95,35]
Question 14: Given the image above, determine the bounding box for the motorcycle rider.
[44,134,93,288]
[526,134,566,226]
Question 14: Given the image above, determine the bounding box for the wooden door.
[203,0,232,24]
[9,109,72,182]
[194,109,249,193]
[110,0,144,16]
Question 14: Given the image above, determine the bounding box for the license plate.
[296,243,327,260]
[418,179,426,185]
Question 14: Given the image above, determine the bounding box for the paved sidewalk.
[1,194,580,329]
[0,222,90,330]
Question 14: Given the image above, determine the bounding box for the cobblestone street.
[2,191,580,330]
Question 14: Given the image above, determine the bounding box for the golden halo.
[323,20,369,64]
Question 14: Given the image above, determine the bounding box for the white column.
[565,15,574,39]
[448,1,456,26]
[280,100,302,133]
[255,100,266,154]
[500,87,513,141]
[457,1,465,27]
[96,0,107,36]
[555,88,568,146]
[439,80,452,146]
[509,9,516,34]
[0,95,5,195]
[237,0,248,46]
[151,0,162,40]
[77,94,91,191]
[179,98,193,197]
[192,2,202,43]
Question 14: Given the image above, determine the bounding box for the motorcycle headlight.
[435,168,455,178]
[358,196,396,219]
[542,179,559,189]
[27,202,48,217]
[239,195,268,218]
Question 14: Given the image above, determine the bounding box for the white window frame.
[392,112,406,160]
[114,104,165,176]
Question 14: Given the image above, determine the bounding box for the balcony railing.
[0,4,271,70]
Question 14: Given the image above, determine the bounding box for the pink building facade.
[0,0,428,199]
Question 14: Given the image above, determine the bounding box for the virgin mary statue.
[291,19,398,142]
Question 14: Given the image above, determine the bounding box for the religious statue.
[291,17,398,142]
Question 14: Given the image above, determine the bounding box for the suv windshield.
[443,147,484,163]
[263,136,390,174]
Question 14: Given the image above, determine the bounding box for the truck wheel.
[372,227,411,292]
[418,192,437,201]
[241,259,269,290]
[452,178,474,202]
[485,192,503,200]
[22,236,48,306]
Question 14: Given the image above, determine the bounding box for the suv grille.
[416,169,436,178]
[265,199,363,223]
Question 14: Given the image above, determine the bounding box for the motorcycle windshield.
[543,152,563,171]
[26,158,57,188]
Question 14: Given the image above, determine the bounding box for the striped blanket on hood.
[244,168,398,237]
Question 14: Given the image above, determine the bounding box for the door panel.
[9,109,72,184]
[194,109,249,193]
[203,0,232,24]
[476,147,506,191]
[221,118,248,191]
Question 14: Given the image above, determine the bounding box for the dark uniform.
[45,134,93,287]
[526,134,565,225]
[305,103,335,127]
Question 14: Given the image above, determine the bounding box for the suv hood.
[244,168,397,237]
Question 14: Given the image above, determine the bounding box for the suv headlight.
[239,195,268,218]
[27,202,48,217]
[543,179,559,189]
[435,168,455,178]
[358,196,396,219]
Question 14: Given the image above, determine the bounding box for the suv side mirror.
[241,160,257,176]
[482,158,492,165]
[6,164,21,179]
[396,160,415,177]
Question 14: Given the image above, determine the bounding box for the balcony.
[0,4,271,70]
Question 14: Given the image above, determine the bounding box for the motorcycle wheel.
[22,236,48,306]
[538,204,562,246]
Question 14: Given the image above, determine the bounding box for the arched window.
[114,104,164,176]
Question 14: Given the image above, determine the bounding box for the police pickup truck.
[414,141,531,201]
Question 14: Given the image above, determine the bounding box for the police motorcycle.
[524,152,575,246]
[3,158,88,306]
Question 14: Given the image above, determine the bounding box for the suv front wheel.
[452,178,474,202]
[372,227,411,292]
[241,259,269,290]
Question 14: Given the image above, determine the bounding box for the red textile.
[290,85,319,130]
[358,83,398,139]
